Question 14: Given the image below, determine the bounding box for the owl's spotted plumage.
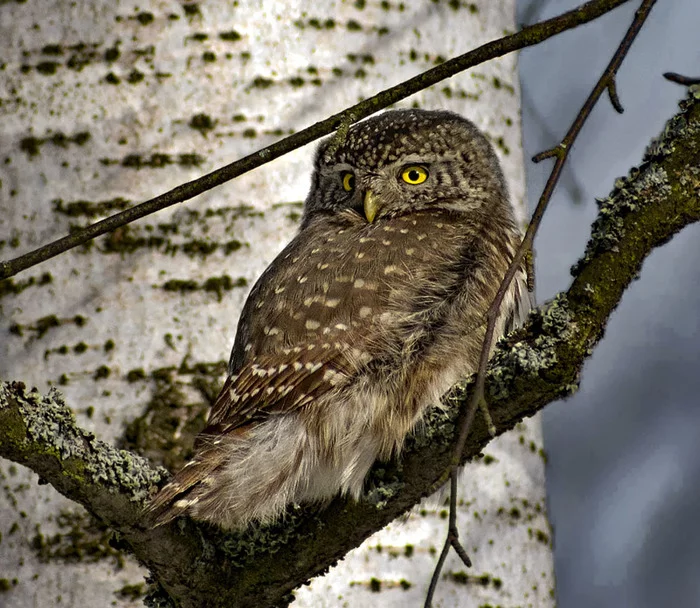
[148,109,531,529]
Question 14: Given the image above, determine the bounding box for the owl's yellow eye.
[342,172,355,192]
[401,166,429,185]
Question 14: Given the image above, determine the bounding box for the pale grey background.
[518,1,700,606]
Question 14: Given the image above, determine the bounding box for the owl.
[147,109,531,530]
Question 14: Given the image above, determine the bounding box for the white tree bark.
[0,1,554,606]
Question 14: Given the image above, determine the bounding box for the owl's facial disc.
[303,109,509,231]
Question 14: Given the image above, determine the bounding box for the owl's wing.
[147,340,357,526]
[202,340,356,437]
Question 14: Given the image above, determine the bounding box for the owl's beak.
[363,190,380,223]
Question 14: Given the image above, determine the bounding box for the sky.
[518,1,700,606]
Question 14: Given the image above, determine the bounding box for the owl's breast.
[234,209,478,365]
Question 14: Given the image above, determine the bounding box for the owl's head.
[302,109,509,227]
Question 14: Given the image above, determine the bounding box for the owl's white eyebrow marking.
[326,162,354,173]
[395,152,427,165]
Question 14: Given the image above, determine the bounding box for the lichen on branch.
[0,381,163,527]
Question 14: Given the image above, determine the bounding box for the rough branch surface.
[1,91,699,608]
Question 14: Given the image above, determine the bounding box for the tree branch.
[0,0,632,282]
[1,92,698,608]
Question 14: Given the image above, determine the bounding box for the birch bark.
[0,1,554,606]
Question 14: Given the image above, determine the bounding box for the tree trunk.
[0,1,553,606]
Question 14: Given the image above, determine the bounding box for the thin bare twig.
[424,471,472,608]
[607,79,625,113]
[0,0,632,282]
[664,72,700,86]
[425,0,658,604]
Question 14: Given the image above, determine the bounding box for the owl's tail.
[145,447,226,527]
